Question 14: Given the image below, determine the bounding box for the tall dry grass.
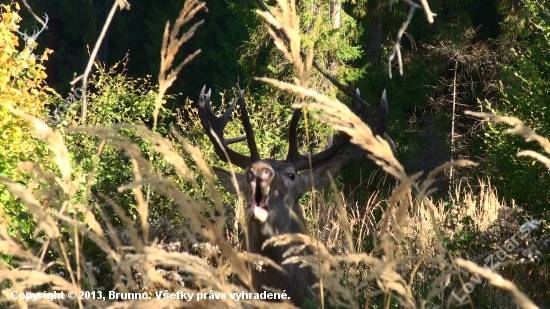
[1,0,548,309]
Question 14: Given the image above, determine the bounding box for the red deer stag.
[197,86,394,307]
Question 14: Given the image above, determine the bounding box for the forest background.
[1,0,549,308]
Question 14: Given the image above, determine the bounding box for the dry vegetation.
[1,0,548,309]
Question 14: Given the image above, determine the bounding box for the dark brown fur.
[214,158,347,306]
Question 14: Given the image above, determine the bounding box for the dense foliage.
[481,0,550,212]
[1,0,550,307]
[0,3,54,251]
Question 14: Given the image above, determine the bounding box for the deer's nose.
[258,168,272,181]
[247,167,272,182]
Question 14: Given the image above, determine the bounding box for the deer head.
[11,13,49,53]
[197,85,395,306]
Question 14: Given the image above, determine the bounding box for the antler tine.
[285,108,301,163]
[346,89,396,164]
[374,89,388,135]
[289,135,349,171]
[221,95,249,145]
[287,89,366,171]
[237,90,261,162]
[35,14,48,36]
[10,15,27,39]
[197,85,255,169]
[219,92,236,127]
[286,106,350,171]
[378,90,397,155]
[226,136,247,144]
[36,14,49,33]
[289,89,394,170]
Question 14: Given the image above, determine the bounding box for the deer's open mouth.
[246,182,268,222]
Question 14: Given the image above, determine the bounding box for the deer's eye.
[287,173,295,181]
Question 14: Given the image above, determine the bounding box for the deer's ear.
[213,167,245,195]
[298,156,347,195]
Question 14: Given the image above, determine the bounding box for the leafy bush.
[480,0,550,214]
[0,3,55,254]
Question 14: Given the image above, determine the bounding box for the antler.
[10,13,49,43]
[255,0,396,171]
[11,15,29,41]
[29,13,49,40]
[200,2,396,172]
[345,89,397,163]
[197,86,260,169]
[287,89,392,171]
